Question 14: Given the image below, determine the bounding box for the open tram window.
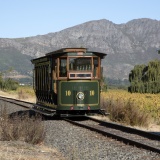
[69,57,92,71]
[68,57,93,79]
[59,57,67,77]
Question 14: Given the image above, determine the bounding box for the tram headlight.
[77,92,84,100]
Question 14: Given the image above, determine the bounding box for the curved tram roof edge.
[31,48,107,62]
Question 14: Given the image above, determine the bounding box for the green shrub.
[3,78,19,90]
[128,60,160,93]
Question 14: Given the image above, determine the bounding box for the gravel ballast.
[44,120,160,160]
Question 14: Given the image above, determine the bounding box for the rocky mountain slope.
[0,18,160,81]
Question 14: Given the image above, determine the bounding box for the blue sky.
[0,0,160,38]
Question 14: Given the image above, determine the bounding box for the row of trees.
[128,60,160,93]
[0,73,19,91]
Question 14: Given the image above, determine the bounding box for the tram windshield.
[69,57,92,71]
[59,57,99,79]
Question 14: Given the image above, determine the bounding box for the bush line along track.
[0,96,159,154]
[64,117,160,154]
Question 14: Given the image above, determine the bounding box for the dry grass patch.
[0,141,65,160]
[0,107,45,145]
[0,86,36,103]
[17,86,36,103]
[101,89,160,127]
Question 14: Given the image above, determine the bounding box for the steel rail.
[0,96,33,109]
[64,117,160,154]
[0,96,56,116]
[87,116,160,139]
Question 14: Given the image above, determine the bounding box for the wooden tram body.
[31,48,107,116]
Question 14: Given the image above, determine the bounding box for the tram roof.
[46,48,107,57]
[31,48,107,63]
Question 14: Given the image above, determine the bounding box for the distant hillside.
[0,18,160,80]
[0,47,32,73]
[0,47,32,83]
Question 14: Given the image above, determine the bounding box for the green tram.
[31,48,107,116]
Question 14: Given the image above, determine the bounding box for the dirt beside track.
[0,141,65,160]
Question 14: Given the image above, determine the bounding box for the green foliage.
[100,77,108,91]
[0,73,3,89]
[3,78,19,90]
[128,60,160,93]
[0,72,19,91]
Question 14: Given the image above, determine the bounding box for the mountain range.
[0,18,160,83]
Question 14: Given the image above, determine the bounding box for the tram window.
[69,57,92,71]
[59,58,67,77]
[93,57,99,77]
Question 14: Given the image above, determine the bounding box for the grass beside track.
[101,89,160,127]
[0,86,36,103]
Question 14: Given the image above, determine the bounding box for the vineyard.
[101,90,160,126]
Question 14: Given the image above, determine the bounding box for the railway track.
[0,96,51,116]
[0,96,33,109]
[64,116,160,154]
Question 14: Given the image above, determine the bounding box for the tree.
[0,71,19,91]
[0,72,4,89]
[128,60,160,93]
